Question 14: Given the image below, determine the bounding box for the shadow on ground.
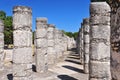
[62,65,84,73]
[65,60,80,65]
[7,74,13,80]
[57,75,78,80]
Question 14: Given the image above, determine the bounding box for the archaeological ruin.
[0,1,120,80]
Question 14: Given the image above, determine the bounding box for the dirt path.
[33,50,88,80]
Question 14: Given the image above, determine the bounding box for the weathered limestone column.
[80,25,84,64]
[0,20,4,71]
[61,33,67,55]
[13,6,33,80]
[89,2,111,80]
[63,35,68,52]
[54,29,62,59]
[47,24,56,65]
[35,18,48,73]
[83,18,90,74]
[77,28,80,55]
[57,30,63,58]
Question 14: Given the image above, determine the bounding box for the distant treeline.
[62,30,78,40]
[0,11,13,45]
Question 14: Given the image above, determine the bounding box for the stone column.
[57,30,63,58]
[0,20,4,71]
[83,18,89,74]
[47,24,56,65]
[77,28,80,56]
[89,2,111,80]
[54,29,61,59]
[35,18,48,73]
[13,6,33,80]
[80,25,84,64]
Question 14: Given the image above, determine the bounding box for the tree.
[62,30,78,40]
[4,16,13,44]
[73,32,78,40]
[0,11,6,20]
[0,11,13,45]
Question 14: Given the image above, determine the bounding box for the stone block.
[47,27,54,32]
[13,30,32,47]
[13,47,32,63]
[47,47,55,54]
[13,13,32,30]
[84,54,89,63]
[47,40,54,47]
[0,20,4,33]
[0,33,4,48]
[47,33,54,39]
[4,49,13,62]
[36,24,47,30]
[84,44,89,54]
[36,38,47,48]
[13,63,32,77]
[90,15,110,25]
[91,25,110,41]
[90,61,111,78]
[36,48,48,72]
[90,2,111,14]
[47,54,56,65]
[84,63,89,74]
[90,42,110,61]
[84,25,89,33]
[36,28,47,38]
[84,35,89,43]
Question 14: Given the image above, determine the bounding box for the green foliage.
[0,11,13,44]
[0,11,6,20]
[65,32,73,38]
[72,32,78,40]
[62,30,78,40]
[4,16,13,44]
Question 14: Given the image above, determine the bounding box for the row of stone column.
[77,18,89,74]
[76,2,111,80]
[12,6,76,80]
[34,17,76,73]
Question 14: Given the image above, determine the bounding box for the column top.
[90,2,111,14]
[47,24,55,28]
[13,6,32,13]
[83,18,89,25]
[36,17,48,24]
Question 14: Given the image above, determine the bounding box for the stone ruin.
[0,6,76,80]
[0,1,120,80]
[76,1,120,80]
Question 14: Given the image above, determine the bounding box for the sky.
[0,0,90,32]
